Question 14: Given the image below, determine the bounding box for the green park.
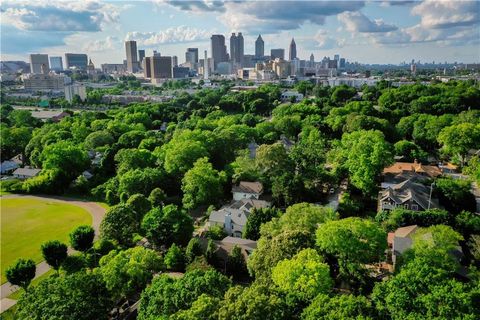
[0,197,92,283]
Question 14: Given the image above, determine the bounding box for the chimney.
[224,212,232,236]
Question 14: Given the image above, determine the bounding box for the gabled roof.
[209,208,249,227]
[229,199,271,211]
[380,179,439,210]
[12,168,41,177]
[383,161,442,178]
[232,181,263,194]
[394,225,418,238]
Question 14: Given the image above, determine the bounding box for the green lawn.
[0,198,92,284]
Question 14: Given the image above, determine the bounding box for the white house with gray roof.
[12,168,41,179]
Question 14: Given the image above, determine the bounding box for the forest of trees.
[2,79,480,319]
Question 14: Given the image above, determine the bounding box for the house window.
[411,204,418,211]
[403,204,409,209]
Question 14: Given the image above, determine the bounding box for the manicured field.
[0,198,92,284]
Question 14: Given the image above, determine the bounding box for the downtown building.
[125,40,139,73]
[211,35,228,71]
[65,53,88,70]
[230,32,244,69]
[29,54,49,74]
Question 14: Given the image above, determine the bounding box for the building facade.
[150,56,172,81]
[65,53,88,70]
[289,38,297,60]
[125,41,139,73]
[271,49,285,60]
[255,35,264,58]
[30,54,49,74]
[211,34,228,70]
[230,32,244,67]
[49,56,63,72]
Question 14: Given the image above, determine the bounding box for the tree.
[435,177,476,214]
[438,123,480,165]
[100,204,138,247]
[393,140,427,162]
[217,284,289,320]
[138,270,231,319]
[17,272,113,320]
[126,193,152,221]
[376,208,450,231]
[185,238,204,263]
[205,239,217,264]
[316,217,387,264]
[5,259,36,291]
[149,187,166,207]
[69,225,95,253]
[181,157,226,210]
[226,245,247,278]
[41,240,68,271]
[61,254,86,274]
[255,142,292,176]
[244,207,281,240]
[141,205,194,248]
[248,229,314,281]
[301,294,376,320]
[330,130,393,195]
[114,148,156,174]
[165,244,186,271]
[331,85,356,103]
[295,80,314,96]
[205,224,227,240]
[272,248,332,301]
[98,247,164,299]
[84,130,114,150]
[171,294,220,320]
[40,140,90,180]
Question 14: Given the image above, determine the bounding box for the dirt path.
[0,195,107,311]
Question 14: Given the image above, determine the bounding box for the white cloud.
[83,36,119,52]
[125,26,213,46]
[338,11,398,33]
[411,0,479,29]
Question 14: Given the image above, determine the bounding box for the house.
[389,225,418,265]
[30,110,70,122]
[209,198,271,238]
[232,181,263,201]
[381,171,428,189]
[12,168,41,179]
[383,160,442,179]
[280,91,304,102]
[212,236,257,262]
[378,179,440,212]
[0,161,19,174]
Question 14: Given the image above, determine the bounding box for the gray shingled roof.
[380,179,439,210]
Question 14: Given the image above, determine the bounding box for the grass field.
[0,198,92,284]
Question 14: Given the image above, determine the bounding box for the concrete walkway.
[0,195,106,312]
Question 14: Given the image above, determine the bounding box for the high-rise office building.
[271,49,285,60]
[255,35,264,58]
[309,53,315,66]
[204,50,209,79]
[334,54,340,61]
[150,56,172,80]
[125,40,139,73]
[143,57,152,78]
[172,56,178,67]
[30,54,49,74]
[49,56,63,72]
[230,32,244,66]
[339,58,346,69]
[186,48,199,63]
[65,53,88,70]
[211,34,228,69]
[289,38,297,61]
[138,50,145,64]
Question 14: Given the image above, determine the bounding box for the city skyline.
[1,0,479,65]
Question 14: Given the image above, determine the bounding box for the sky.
[1,0,479,65]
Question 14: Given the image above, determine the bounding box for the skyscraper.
[230,32,244,67]
[204,50,209,79]
[150,56,172,80]
[65,53,88,70]
[138,49,145,64]
[289,38,297,61]
[211,34,228,70]
[125,40,138,73]
[143,57,152,78]
[50,56,63,72]
[186,48,199,63]
[271,49,285,60]
[255,35,264,58]
[172,56,178,67]
[30,54,49,74]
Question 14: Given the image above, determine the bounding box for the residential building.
[289,38,297,60]
[150,56,172,81]
[378,179,440,212]
[201,236,257,265]
[29,54,49,74]
[271,48,285,60]
[125,40,139,73]
[65,83,87,102]
[389,225,418,265]
[383,160,442,179]
[65,53,88,70]
[49,56,63,72]
[232,181,263,201]
[12,168,41,179]
[0,161,19,174]
[281,91,304,102]
[211,34,228,70]
[255,35,264,58]
[209,198,271,238]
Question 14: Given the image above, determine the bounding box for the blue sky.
[1,0,479,65]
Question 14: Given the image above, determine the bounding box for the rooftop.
[232,181,263,194]
[394,225,418,238]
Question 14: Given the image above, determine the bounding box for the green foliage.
[331,85,357,103]
[69,225,95,253]
[164,243,186,271]
[41,240,68,270]
[84,130,114,150]
[126,193,152,220]
[61,254,86,274]
[301,294,376,320]
[393,140,428,162]
[181,157,226,210]
[244,207,281,240]
[100,204,138,247]
[438,123,480,164]
[205,224,227,240]
[217,284,290,320]
[376,208,450,231]
[171,294,221,320]
[5,258,36,291]
[149,187,166,207]
[226,245,247,278]
[17,272,113,320]
[185,238,204,263]
[435,177,476,214]
[138,270,232,320]
[272,248,333,301]
[97,247,164,299]
[141,205,193,248]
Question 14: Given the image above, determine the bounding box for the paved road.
[0,195,106,312]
